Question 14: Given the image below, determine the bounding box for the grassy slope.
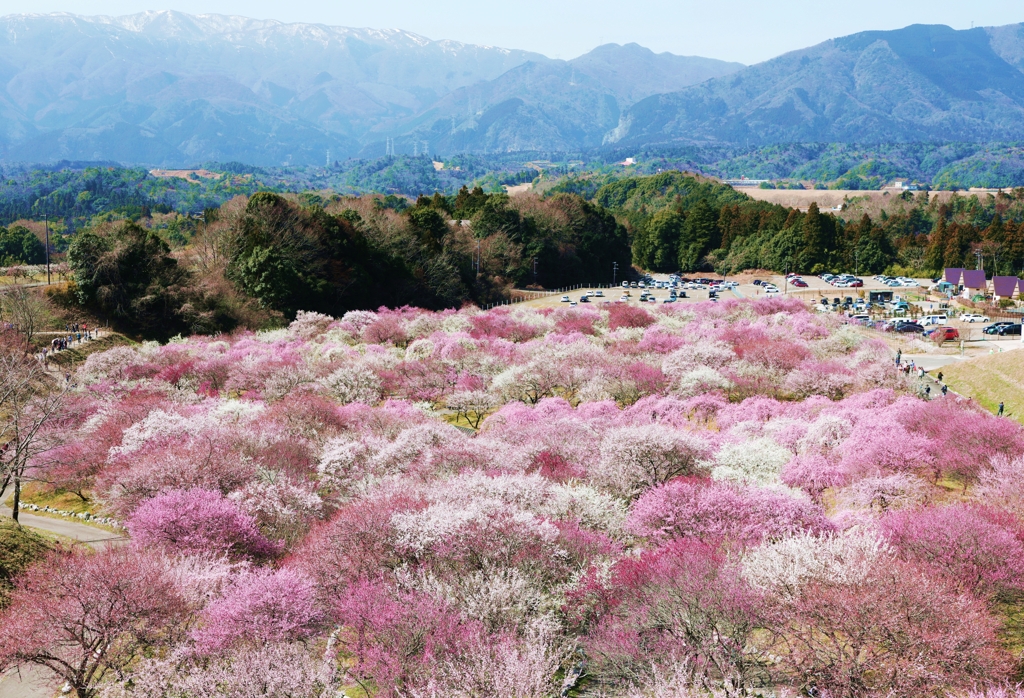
[941,349,1024,425]
[46,332,134,368]
[0,521,52,607]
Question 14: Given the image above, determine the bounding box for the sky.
[4,0,1024,63]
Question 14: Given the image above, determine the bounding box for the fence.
[956,297,1024,320]
[483,283,622,310]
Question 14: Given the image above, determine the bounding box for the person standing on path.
[942,384,948,397]
[999,402,1005,417]
[896,349,902,366]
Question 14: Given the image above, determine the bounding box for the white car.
[595,290,604,297]
[560,295,570,302]
[619,295,630,302]
[765,286,780,294]
[961,314,990,323]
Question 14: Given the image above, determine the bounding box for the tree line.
[64,187,630,339]
[601,172,1024,277]
[51,173,1024,341]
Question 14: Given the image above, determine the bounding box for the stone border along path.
[0,505,126,550]
[14,501,122,528]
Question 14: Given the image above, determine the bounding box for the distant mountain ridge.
[607,23,1024,147]
[0,12,742,165]
[377,44,743,155]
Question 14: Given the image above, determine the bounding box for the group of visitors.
[895,349,949,400]
[38,321,98,364]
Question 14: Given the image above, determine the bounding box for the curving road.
[0,507,126,549]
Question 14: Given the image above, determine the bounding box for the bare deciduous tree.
[0,349,72,522]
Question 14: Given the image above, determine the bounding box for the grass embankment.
[0,520,53,607]
[8,481,95,515]
[941,349,1024,425]
[4,483,121,533]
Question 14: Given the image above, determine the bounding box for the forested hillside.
[0,168,1013,341]
[59,187,628,339]
[571,171,1024,278]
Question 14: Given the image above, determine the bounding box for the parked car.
[893,322,925,334]
[927,327,960,341]
[560,295,570,303]
[790,278,808,288]
[921,315,948,326]
[960,314,990,323]
[996,324,1023,336]
[983,322,1014,335]
[765,286,780,294]
[579,296,590,303]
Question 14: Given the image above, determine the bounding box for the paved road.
[0,665,55,698]
[0,506,126,549]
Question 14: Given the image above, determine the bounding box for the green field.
[942,349,1024,424]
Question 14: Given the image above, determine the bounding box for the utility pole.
[855,249,859,277]
[533,257,538,286]
[612,261,618,287]
[43,212,50,285]
[784,262,789,295]
[475,240,481,275]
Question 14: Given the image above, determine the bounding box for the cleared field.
[737,188,962,211]
[941,348,1024,424]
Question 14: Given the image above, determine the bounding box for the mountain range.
[607,23,1024,147]
[0,12,740,165]
[1,14,1024,166]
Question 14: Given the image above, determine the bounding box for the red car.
[789,278,808,287]
[928,326,960,341]
[849,280,864,288]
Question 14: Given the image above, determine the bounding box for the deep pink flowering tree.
[626,478,834,545]
[879,504,1024,597]
[0,548,188,698]
[579,539,768,693]
[607,303,655,330]
[192,569,322,654]
[333,579,485,697]
[127,488,279,560]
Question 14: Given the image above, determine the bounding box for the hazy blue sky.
[5,0,1023,63]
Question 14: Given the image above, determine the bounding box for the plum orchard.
[2,296,1024,697]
